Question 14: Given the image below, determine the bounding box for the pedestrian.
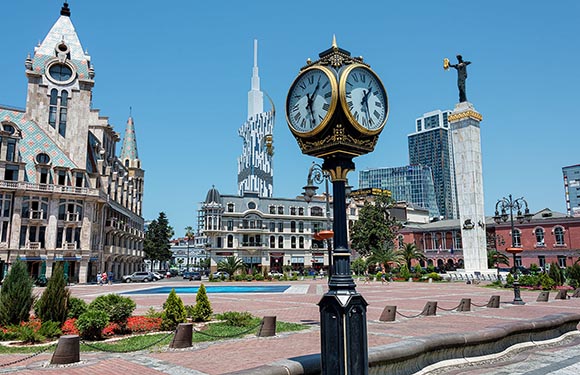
[363,272,371,285]
[107,271,113,285]
[97,272,102,286]
[101,272,108,285]
[381,273,388,285]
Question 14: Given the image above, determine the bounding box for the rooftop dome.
[205,185,222,204]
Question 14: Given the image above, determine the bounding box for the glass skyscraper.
[563,164,580,217]
[359,165,440,219]
[408,110,458,219]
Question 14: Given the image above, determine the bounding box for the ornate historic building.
[0,3,145,282]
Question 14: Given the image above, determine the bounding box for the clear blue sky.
[1,1,578,236]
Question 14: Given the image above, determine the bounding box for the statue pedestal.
[449,102,488,273]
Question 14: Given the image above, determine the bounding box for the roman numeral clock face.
[286,66,337,136]
[340,65,388,134]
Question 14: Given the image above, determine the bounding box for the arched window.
[291,236,296,249]
[278,236,283,249]
[512,228,522,247]
[534,227,545,245]
[58,91,68,137]
[298,221,304,233]
[269,236,275,248]
[227,235,233,248]
[49,89,58,128]
[554,227,565,245]
[290,221,296,232]
[299,236,304,249]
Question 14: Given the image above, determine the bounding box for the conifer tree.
[35,262,70,325]
[161,288,187,330]
[192,283,213,322]
[0,260,35,325]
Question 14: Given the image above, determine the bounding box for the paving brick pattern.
[1,279,579,374]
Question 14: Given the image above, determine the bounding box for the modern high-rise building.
[237,40,275,198]
[408,109,458,219]
[563,164,580,217]
[0,3,145,283]
[359,165,440,219]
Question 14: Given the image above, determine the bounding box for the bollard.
[487,295,500,308]
[50,335,80,364]
[555,289,568,300]
[170,323,193,348]
[257,316,277,337]
[536,291,550,302]
[379,306,397,322]
[421,301,437,316]
[572,288,580,298]
[458,298,471,312]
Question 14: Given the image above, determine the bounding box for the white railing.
[0,181,101,197]
[29,210,44,220]
[28,242,41,250]
[63,242,77,250]
[65,212,80,222]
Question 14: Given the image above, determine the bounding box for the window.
[269,206,276,214]
[56,170,68,185]
[278,236,283,248]
[554,227,565,245]
[0,193,11,218]
[6,139,16,162]
[19,224,46,249]
[4,165,19,181]
[58,91,68,137]
[311,206,323,217]
[58,199,83,221]
[291,236,296,249]
[298,207,304,216]
[290,207,296,215]
[290,221,296,232]
[49,89,58,128]
[534,227,545,246]
[227,220,233,231]
[277,206,284,215]
[227,235,233,248]
[278,222,283,232]
[248,201,256,210]
[36,153,50,164]
[538,256,546,269]
[22,196,49,220]
[298,221,304,233]
[74,172,84,187]
[515,255,522,267]
[48,64,72,81]
[558,256,567,268]
[269,236,275,248]
[512,228,521,247]
[299,236,304,249]
[269,222,275,232]
[227,203,234,212]
[2,124,15,134]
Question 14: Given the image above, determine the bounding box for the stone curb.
[223,312,580,375]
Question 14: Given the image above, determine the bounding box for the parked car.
[183,271,202,281]
[212,271,230,279]
[122,271,154,283]
[152,272,164,281]
[268,271,283,277]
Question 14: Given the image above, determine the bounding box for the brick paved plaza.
[1,278,579,374]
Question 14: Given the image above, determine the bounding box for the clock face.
[286,66,337,136]
[340,65,388,134]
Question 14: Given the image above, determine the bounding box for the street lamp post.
[493,194,533,305]
[303,162,333,276]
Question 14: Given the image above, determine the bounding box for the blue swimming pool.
[122,285,291,295]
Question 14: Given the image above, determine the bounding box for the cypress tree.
[161,288,187,330]
[0,260,35,325]
[35,262,70,325]
[192,283,213,322]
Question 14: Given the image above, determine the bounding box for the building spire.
[61,1,71,17]
[120,113,140,168]
[247,39,264,120]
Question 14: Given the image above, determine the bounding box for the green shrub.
[38,320,62,339]
[245,275,254,282]
[519,274,540,288]
[548,262,564,286]
[254,274,265,281]
[215,311,254,327]
[539,273,556,290]
[89,294,136,324]
[0,260,35,326]
[234,274,244,281]
[144,307,163,319]
[67,297,88,319]
[161,289,187,330]
[424,272,442,281]
[18,325,45,344]
[566,264,580,288]
[76,309,109,340]
[505,273,514,287]
[398,264,412,280]
[35,263,70,325]
[191,284,213,322]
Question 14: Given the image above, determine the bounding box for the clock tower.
[286,38,389,375]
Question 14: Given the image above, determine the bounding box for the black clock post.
[286,38,389,375]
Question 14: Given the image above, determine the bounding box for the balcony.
[28,210,45,221]
[62,242,77,250]
[0,181,102,198]
[65,212,80,222]
[27,242,42,250]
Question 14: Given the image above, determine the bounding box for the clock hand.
[305,92,316,125]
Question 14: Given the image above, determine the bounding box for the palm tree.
[487,249,510,279]
[184,226,195,271]
[367,247,403,273]
[397,243,426,270]
[217,256,246,280]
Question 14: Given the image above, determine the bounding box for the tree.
[161,288,187,330]
[349,194,400,257]
[351,258,367,275]
[0,260,35,325]
[191,284,213,322]
[184,225,195,270]
[217,256,246,279]
[143,212,174,271]
[487,249,510,269]
[35,262,70,325]
[367,247,403,273]
[397,243,426,270]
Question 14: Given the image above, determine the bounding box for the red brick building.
[399,208,580,270]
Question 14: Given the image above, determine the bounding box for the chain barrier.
[470,301,489,308]
[81,330,175,353]
[192,321,262,339]
[436,304,461,312]
[395,310,424,319]
[0,343,56,367]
